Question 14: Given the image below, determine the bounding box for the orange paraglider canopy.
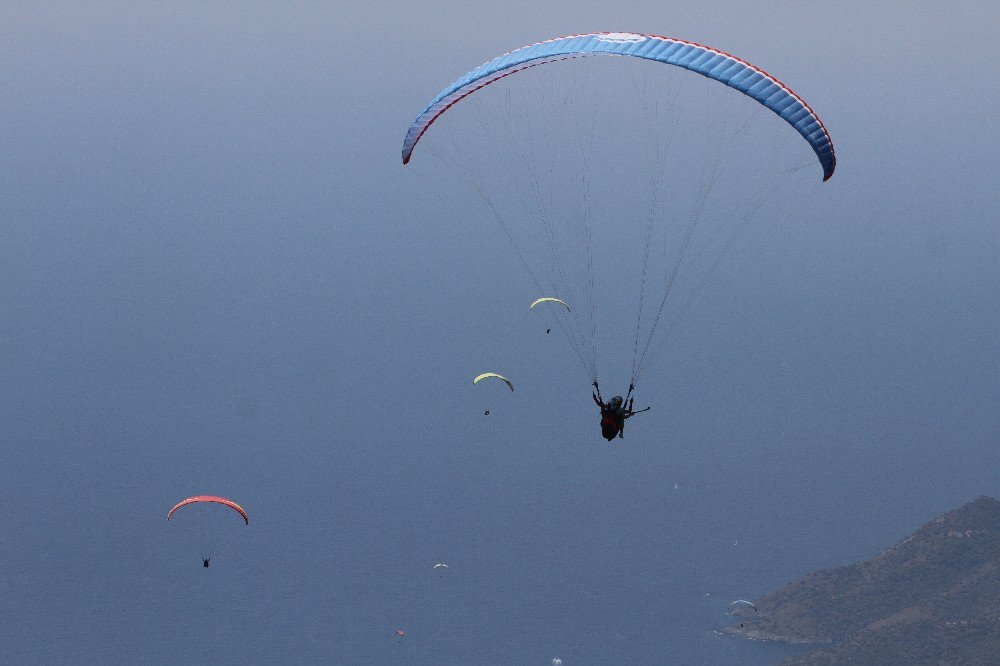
[167,496,248,525]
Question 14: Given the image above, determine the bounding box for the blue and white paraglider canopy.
[402,32,835,181]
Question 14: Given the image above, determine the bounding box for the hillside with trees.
[721,496,1000,664]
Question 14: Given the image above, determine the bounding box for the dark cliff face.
[720,496,1000,664]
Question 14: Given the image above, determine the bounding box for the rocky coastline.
[718,496,1000,664]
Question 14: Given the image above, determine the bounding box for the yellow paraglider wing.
[529,297,570,311]
[473,372,514,391]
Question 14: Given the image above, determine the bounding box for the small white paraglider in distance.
[433,563,449,569]
[730,599,759,615]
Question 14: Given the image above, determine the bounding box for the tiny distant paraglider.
[168,496,247,568]
[395,629,405,638]
[475,373,513,415]
[530,298,566,337]
[433,563,449,569]
[730,599,759,615]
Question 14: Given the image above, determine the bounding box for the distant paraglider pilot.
[593,381,648,441]
[203,558,210,568]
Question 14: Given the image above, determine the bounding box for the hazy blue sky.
[0,2,996,663]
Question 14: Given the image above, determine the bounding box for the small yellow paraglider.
[472,372,514,392]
